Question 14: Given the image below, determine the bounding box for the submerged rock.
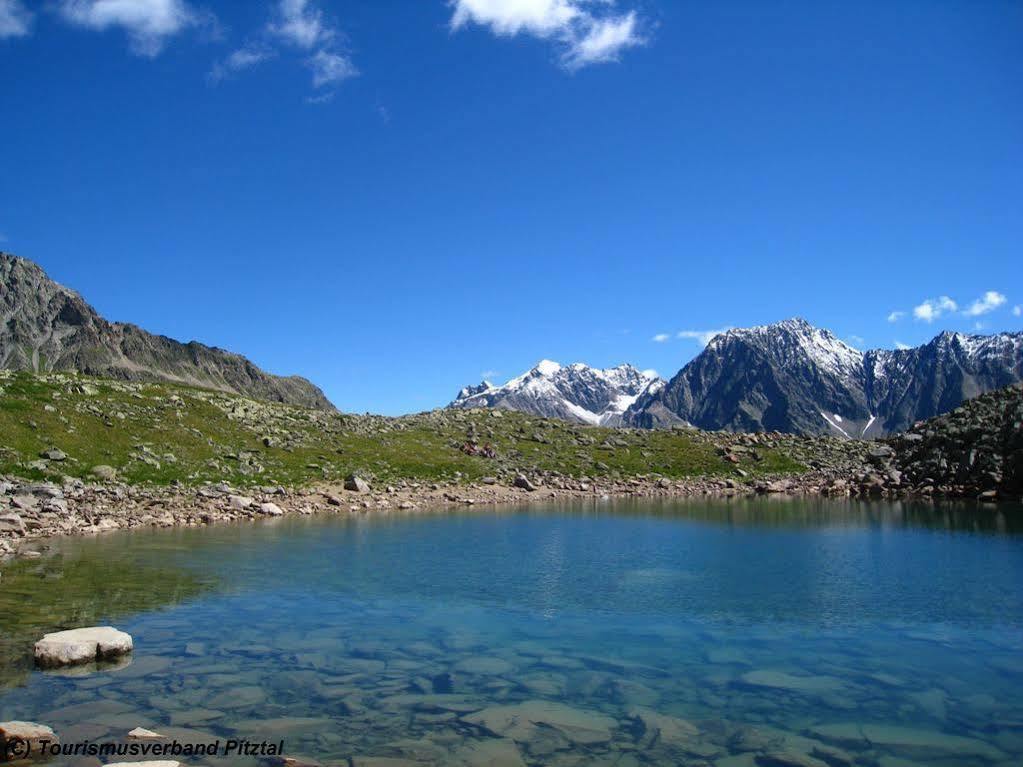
[34,626,133,668]
[740,670,844,694]
[455,738,526,766]
[463,700,616,745]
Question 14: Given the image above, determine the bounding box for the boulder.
[513,475,536,491]
[229,495,254,510]
[34,626,133,668]
[39,448,67,462]
[258,503,284,516]
[0,721,58,761]
[90,465,118,481]
[0,514,25,535]
[345,475,371,493]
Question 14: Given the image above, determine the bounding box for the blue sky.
[1,0,1021,414]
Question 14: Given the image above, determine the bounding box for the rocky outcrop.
[625,319,1023,436]
[0,253,332,410]
[885,383,1023,500]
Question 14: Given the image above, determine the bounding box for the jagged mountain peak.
[450,360,664,426]
[626,319,1023,436]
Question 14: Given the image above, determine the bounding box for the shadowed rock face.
[0,253,333,410]
[625,319,1023,436]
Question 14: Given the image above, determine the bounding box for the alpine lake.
[1,497,1021,767]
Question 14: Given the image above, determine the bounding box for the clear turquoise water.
[2,498,1022,766]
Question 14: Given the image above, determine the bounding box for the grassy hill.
[0,370,803,488]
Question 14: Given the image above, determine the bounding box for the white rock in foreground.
[34,626,133,668]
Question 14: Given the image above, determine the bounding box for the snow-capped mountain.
[449,361,664,426]
[624,318,1023,436]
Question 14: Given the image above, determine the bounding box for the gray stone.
[90,465,117,481]
[34,626,133,668]
[0,721,59,759]
[345,475,371,493]
[0,513,25,535]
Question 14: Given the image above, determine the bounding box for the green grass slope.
[0,371,803,487]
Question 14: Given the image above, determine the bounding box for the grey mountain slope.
[0,253,333,410]
[625,318,1023,436]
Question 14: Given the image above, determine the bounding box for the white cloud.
[847,335,865,349]
[894,340,911,350]
[0,0,32,38]
[913,296,957,323]
[208,44,274,83]
[651,333,670,343]
[641,368,658,379]
[480,370,500,380]
[307,49,356,87]
[886,311,904,323]
[58,0,201,56]
[1014,305,1022,317]
[678,327,732,346]
[269,0,331,49]
[963,290,1007,317]
[450,0,645,70]
[563,11,640,69]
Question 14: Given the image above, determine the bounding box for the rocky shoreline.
[2,384,1020,563]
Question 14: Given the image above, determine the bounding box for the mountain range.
[4,253,1021,434]
[0,253,332,409]
[450,361,663,426]
[452,319,1023,436]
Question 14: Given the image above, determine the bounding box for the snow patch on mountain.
[450,361,664,426]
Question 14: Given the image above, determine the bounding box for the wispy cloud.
[57,0,205,57]
[268,0,332,49]
[1014,305,1022,318]
[894,340,911,350]
[651,333,670,343]
[0,0,32,38]
[913,296,958,323]
[208,43,274,83]
[307,49,356,87]
[450,0,645,70]
[963,290,1007,317]
[886,311,904,323]
[480,370,500,380]
[305,91,335,105]
[678,327,732,346]
[209,0,355,94]
[847,335,865,349]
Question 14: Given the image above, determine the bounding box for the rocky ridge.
[0,253,332,410]
[625,318,1023,435]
